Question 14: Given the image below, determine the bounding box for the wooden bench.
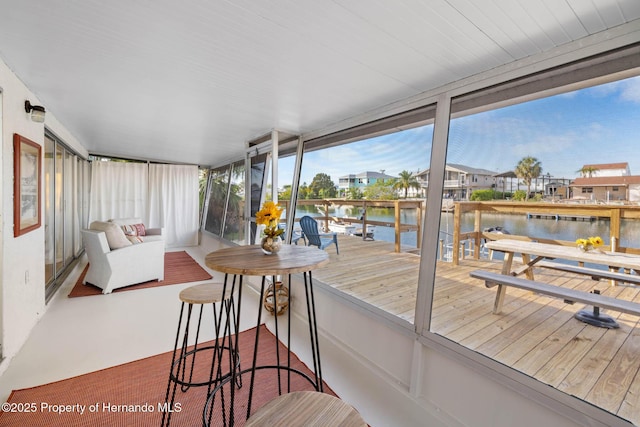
[469,270,640,325]
[536,260,640,286]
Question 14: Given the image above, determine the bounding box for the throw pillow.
[90,221,132,250]
[132,223,146,236]
[126,235,144,244]
[120,224,138,236]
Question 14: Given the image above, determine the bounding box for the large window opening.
[430,70,640,425]
[203,165,231,237]
[297,112,434,323]
[197,42,640,426]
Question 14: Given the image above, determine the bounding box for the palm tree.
[577,166,599,178]
[392,170,421,198]
[515,156,542,201]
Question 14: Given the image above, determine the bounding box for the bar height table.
[204,244,329,425]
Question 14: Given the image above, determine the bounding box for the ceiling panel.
[0,0,638,166]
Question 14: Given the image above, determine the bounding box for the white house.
[415,164,501,200]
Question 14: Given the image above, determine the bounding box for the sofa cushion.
[90,221,132,250]
[141,234,163,243]
[110,218,147,237]
[120,224,138,236]
[132,223,146,236]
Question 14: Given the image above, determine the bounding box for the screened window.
[430,72,640,425]
[223,161,246,244]
[298,120,433,323]
[203,166,230,236]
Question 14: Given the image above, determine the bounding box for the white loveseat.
[81,220,165,294]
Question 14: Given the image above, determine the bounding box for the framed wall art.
[13,133,42,237]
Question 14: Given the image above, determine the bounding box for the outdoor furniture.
[481,239,640,328]
[291,229,305,245]
[470,270,640,328]
[244,391,366,427]
[280,223,305,245]
[162,282,241,427]
[81,228,164,294]
[300,216,339,254]
[204,245,330,425]
[484,239,640,281]
[109,217,164,244]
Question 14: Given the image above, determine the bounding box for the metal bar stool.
[244,391,367,426]
[161,281,242,427]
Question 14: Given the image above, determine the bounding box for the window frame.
[203,41,640,427]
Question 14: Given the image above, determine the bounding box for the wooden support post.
[361,200,367,242]
[452,202,462,265]
[395,200,401,253]
[494,252,515,314]
[474,209,481,259]
[610,208,621,253]
[416,201,422,250]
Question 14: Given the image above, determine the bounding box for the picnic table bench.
[536,260,640,286]
[470,269,640,329]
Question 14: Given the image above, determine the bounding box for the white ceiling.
[1,0,639,166]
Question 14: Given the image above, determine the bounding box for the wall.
[0,57,88,373]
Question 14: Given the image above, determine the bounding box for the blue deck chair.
[299,216,339,254]
[280,224,305,245]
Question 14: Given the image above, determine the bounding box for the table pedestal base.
[575,307,619,329]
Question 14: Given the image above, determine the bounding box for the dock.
[526,212,596,221]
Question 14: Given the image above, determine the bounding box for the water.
[293,205,640,250]
[293,204,421,245]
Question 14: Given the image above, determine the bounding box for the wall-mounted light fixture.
[25,100,46,123]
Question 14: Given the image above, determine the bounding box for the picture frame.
[13,133,42,237]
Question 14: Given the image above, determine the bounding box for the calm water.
[294,205,640,250]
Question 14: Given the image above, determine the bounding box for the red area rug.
[0,325,334,426]
[68,251,212,297]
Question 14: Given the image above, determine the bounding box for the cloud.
[619,76,640,103]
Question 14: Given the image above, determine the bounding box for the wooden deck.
[312,234,640,425]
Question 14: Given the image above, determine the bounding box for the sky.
[278,74,640,186]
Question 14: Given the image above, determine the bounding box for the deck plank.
[309,235,640,425]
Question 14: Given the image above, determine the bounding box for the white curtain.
[148,164,199,247]
[88,161,149,224]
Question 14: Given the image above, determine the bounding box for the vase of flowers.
[576,236,604,252]
[256,201,284,255]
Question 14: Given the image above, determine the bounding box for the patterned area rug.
[0,325,334,426]
[68,251,212,297]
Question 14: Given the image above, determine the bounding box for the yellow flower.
[576,236,604,250]
[589,236,603,247]
[256,201,284,237]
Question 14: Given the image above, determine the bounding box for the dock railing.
[278,198,423,253]
[452,201,640,265]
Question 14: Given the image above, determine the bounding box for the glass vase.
[260,235,282,255]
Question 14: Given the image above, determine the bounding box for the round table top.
[244,391,366,427]
[205,244,329,276]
